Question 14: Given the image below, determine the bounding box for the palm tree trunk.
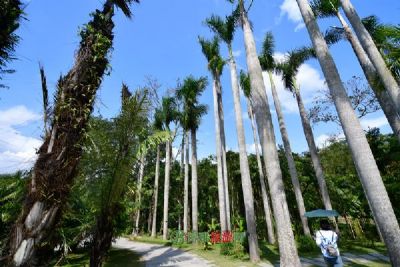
[336,11,400,142]
[151,145,160,237]
[162,140,171,240]
[191,128,199,234]
[218,82,231,231]
[295,0,400,264]
[228,45,260,262]
[268,71,311,236]
[212,78,228,232]
[9,5,115,266]
[183,131,190,236]
[339,0,400,114]
[247,99,275,244]
[240,6,301,266]
[294,84,333,212]
[133,155,145,236]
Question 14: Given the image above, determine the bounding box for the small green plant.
[203,241,213,250]
[220,242,234,256]
[296,235,319,253]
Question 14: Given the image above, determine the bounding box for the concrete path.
[300,252,390,267]
[113,238,390,267]
[113,238,215,267]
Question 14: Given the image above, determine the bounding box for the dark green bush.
[220,242,234,256]
[296,235,319,253]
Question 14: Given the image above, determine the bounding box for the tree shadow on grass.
[258,241,280,264]
[104,248,144,267]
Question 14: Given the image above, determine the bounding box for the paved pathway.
[113,238,215,266]
[114,238,390,267]
[300,252,390,267]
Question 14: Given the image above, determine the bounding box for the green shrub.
[220,242,234,256]
[296,235,319,253]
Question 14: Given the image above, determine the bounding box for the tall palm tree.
[295,0,400,264]
[198,36,230,232]
[160,96,179,240]
[234,1,301,265]
[310,0,400,142]
[176,75,208,235]
[133,154,145,236]
[9,1,140,265]
[259,32,311,236]
[0,0,23,88]
[278,48,335,217]
[151,109,164,237]
[151,108,163,237]
[239,70,275,244]
[338,0,400,113]
[206,14,259,261]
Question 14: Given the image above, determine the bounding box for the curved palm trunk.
[339,0,400,113]
[336,11,400,142]
[268,72,310,236]
[191,128,199,234]
[162,140,171,240]
[294,84,334,212]
[228,46,259,262]
[151,145,160,237]
[218,87,231,231]
[247,99,275,244]
[212,78,228,232]
[133,155,145,236]
[183,131,190,236]
[241,7,301,266]
[295,0,400,264]
[9,5,115,266]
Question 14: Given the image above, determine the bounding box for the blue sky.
[0,0,399,173]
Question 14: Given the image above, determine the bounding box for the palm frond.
[259,32,276,71]
[324,27,346,45]
[310,0,340,18]
[205,14,236,45]
[121,82,132,104]
[198,36,225,76]
[109,0,140,18]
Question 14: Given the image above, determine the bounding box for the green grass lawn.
[56,248,143,267]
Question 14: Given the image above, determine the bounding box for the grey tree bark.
[240,7,301,266]
[336,11,400,142]
[183,131,190,236]
[212,78,228,232]
[162,140,171,240]
[295,0,400,264]
[228,45,260,262]
[191,128,199,234]
[268,71,311,236]
[151,145,160,237]
[133,155,145,236]
[246,99,276,244]
[294,84,333,212]
[218,89,231,231]
[339,0,400,114]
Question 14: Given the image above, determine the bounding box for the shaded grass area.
[56,248,143,267]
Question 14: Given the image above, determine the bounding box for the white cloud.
[0,105,40,127]
[279,0,305,31]
[360,116,389,130]
[315,134,331,148]
[263,57,326,114]
[232,50,242,58]
[246,143,261,154]
[0,106,42,174]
